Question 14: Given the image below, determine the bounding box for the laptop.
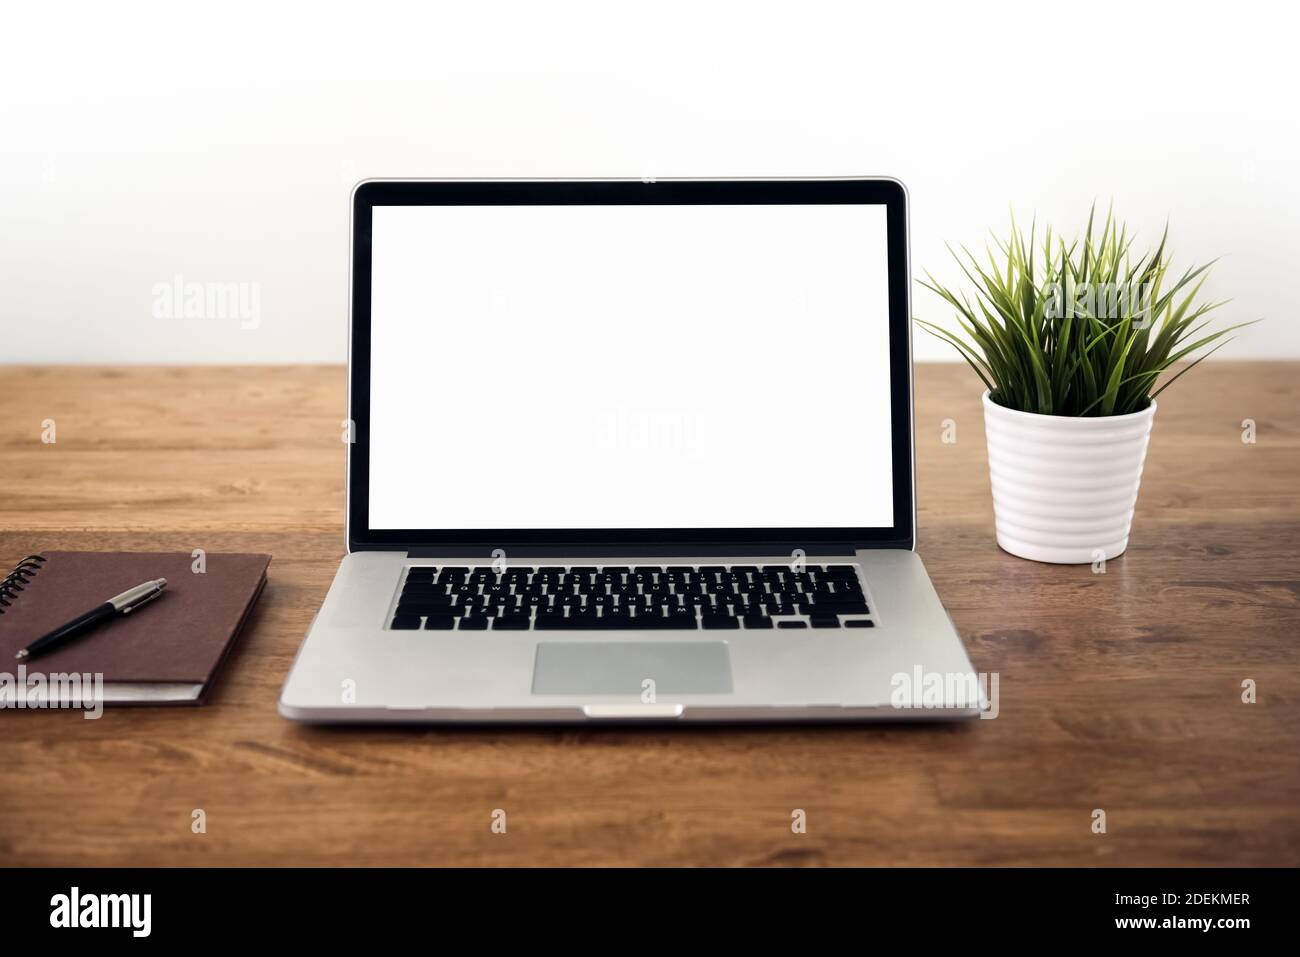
[279,177,981,723]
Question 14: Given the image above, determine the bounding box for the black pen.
[14,578,167,661]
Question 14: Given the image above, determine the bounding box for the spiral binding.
[0,555,47,614]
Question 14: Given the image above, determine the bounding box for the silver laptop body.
[280,178,980,723]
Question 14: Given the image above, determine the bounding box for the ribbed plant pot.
[982,391,1157,564]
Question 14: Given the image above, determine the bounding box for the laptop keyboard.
[389,565,874,631]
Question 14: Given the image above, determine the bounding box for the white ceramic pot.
[982,391,1157,564]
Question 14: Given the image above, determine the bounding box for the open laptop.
[279,177,980,723]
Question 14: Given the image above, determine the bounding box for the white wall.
[2,0,1296,363]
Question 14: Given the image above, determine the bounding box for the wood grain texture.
[0,363,1297,867]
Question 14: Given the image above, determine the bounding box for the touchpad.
[531,642,733,695]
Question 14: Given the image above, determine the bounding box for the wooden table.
[1,363,1297,866]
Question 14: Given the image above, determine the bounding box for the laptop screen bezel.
[347,178,914,553]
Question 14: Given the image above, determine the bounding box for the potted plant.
[917,208,1251,564]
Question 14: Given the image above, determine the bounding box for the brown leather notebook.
[0,552,270,704]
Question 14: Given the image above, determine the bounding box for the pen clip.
[121,588,164,615]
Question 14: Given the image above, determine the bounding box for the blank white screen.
[368,203,894,529]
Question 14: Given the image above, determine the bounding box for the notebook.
[0,551,270,705]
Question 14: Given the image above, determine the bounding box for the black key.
[423,615,455,630]
[812,600,870,615]
[535,612,593,630]
[398,593,436,605]
[600,566,630,575]
[824,565,859,579]
[702,615,739,630]
[397,596,455,610]
[845,619,875,628]
[640,614,697,630]
[390,615,421,630]
[730,565,759,574]
[458,616,489,630]
[742,615,773,629]
[492,616,530,630]
[405,567,436,581]
[777,621,808,629]
[400,600,452,615]
[399,583,451,597]
[401,580,446,593]
[809,614,841,628]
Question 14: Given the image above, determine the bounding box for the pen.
[14,578,167,661]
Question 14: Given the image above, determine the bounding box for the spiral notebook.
[0,552,270,704]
